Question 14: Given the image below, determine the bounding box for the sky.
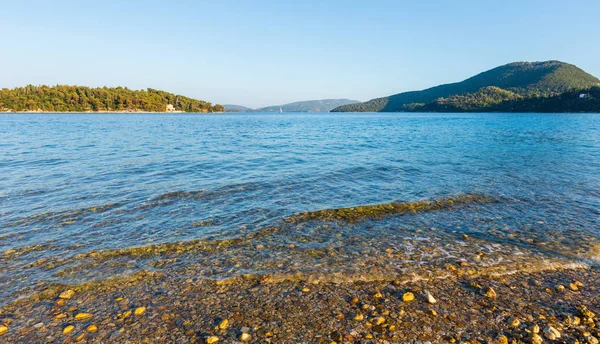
[1,0,599,108]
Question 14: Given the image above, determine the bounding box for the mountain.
[0,85,224,113]
[332,61,600,112]
[224,104,252,112]
[259,99,360,112]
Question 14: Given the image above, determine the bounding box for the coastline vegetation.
[408,86,600,113]
[0,85,224,113]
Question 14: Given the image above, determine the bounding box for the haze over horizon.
[1,0,599,108]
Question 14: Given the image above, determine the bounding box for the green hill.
[408,86,600,113]
[332,61,600,112]
[259,99,360,112]
[0,85,224,113]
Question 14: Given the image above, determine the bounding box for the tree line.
[0,85,224,113]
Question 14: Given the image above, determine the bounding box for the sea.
[1,112,599,305]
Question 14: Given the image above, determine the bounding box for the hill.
[224,104,252,112]
[0,85,224,113]
[259,99,360,112]
[332,61,600,112]
[407,86,600,113]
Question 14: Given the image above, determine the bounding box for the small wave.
[2,202,121,229]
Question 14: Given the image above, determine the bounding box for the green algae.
[286,193,497,224]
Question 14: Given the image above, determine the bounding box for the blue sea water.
[1,112,599,303]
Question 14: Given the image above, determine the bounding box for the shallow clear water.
[1,113,599,303]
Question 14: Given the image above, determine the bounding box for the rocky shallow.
[0,267,598,343]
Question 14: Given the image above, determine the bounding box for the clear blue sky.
[1,0,599,108]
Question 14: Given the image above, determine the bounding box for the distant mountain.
[0,85,224,113]
[224,104,252,112]
[259,99,360,113]
[332,61,600,112]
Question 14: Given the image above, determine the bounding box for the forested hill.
[332,61,600,112]
[0,85,224,113]
[411,86,600,113]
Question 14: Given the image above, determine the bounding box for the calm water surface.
[1,113,599,304]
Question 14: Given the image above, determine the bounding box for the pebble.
[531,333,543,344]
[402,292,415,302]
[240,333,252,341]
[586,336,599,344]
[218,319,229,330]
[86,325,98,332]
[543,326,560,340]
[206,336,219,343]
[372,317,385,325]
[483,287,497,299]
[556,285,565,292]
[134,307,146,316]
[59,290,75,299]
[373,291,383,298]
[569,283,579,291]
[494,335,508,344]
[301,287,310,292]
[353,313,364,321]
[508,317,520,328]
[74,313,93,321]
[425,290,436,304]
[530,324,540,334]
[63,325,74,335]
[0,325,7,336]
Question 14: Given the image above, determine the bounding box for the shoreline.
[0,265,598,343]
[1,111,224,114]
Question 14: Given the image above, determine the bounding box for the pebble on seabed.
[425,290,436,304]
[63,325,74,335]
[543,326,561,340]
[218,319,229,330]
[86,324,98,332]
[483,287,497,299]
[59,290,75,299]
[402,292,415,302]
[74,313,93,321]
[0,325,7,336]
[240,332,252,341]
[206,335,219,343]
[134,307,146,316]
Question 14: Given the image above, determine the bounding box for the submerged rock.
[63,325,74,335]
[542,326,560,340]
[206,336,219,343]
[402,292,415,302]
[134,307,146,316]
[218,319,229,330]
[425,290,437,304]
[59,290,75,299]
[0,325,7,336]
[240,333,252,341]
[74,313,93,321]
[483,287,497,299]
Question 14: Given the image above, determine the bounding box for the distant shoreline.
[1,110,224,114]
